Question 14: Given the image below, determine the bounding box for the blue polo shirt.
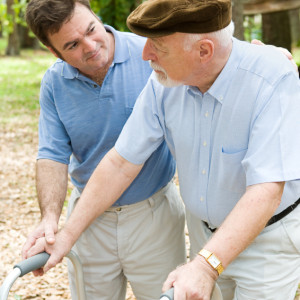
[37,25,175,205]
[116,38,300,226]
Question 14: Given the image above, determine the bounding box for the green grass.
[0,38,56,128]
[0,37,299,129]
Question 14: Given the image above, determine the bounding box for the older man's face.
[142,33,197,87]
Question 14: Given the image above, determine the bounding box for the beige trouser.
[186,205,300,300]
[67,181,186,300]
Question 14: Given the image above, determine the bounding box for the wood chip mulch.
[0,118,298,300]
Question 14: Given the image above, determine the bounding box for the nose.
[142,39,157,61]
[83,37,96,53]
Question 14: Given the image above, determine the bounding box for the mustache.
[149,61,167,74]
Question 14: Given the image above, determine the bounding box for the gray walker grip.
[13,252,50,277]
[0,251,86,300]
[160,287,174,300]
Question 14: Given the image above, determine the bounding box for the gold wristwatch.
[198,249,224,275]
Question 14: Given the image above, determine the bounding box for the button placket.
[199,95,214,205]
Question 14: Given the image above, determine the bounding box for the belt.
[204,197,300,233]
[266,197,300,226]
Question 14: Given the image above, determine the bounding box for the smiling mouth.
[87,48,100,61]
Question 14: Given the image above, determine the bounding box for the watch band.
[198,249,224,275]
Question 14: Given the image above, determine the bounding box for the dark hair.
[26,0,92,46]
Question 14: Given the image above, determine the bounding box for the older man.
[27,0,300,299]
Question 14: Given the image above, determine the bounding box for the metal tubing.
[0,268,21,300]
[0,250,86,300]
[66,250,87,300]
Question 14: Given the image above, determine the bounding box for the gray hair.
[183,21,235,51]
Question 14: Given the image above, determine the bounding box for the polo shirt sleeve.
[37,72,72,164]
[242,71,300,186]
[115,75,165,165]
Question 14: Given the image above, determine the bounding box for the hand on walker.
[162,255,219,300]
[26,229,73,275]
[22,217,58,276]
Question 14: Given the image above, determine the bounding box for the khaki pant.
[67,181,186,300]
[186,205,300,300]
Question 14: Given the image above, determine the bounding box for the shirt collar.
[208,37,241,103]
[61,25,130,79]
[186,38,242,103]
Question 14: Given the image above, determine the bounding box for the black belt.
[266,197,300,226]
[204,197,300,233]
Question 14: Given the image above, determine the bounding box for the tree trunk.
[5,0,20,56]
[262,10,292,52]
[232,0,245,40]
[19,26,40,49]
[289,8,300,46]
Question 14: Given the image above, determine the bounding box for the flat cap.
[127,0,232,38]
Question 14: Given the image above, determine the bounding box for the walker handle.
[14,252,50,277]
[160,287,174,300]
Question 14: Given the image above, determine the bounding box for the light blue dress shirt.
[115,38,300,226]
[37,25,176,205]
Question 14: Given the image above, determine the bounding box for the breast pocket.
[219,148,247,193]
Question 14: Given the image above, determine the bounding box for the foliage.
[244,15,262,42]
[0,0,27,38]
[90,0,143,31]
[293,47,300,65]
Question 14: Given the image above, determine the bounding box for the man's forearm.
[201,182,285,269]
[61,147,143,246]
[36,159,68,221]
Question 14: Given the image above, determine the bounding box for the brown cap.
[127,0,232,38]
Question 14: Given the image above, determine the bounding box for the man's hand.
[162,255,218,300]
[251,39,298,72]
[22,217,58,276]
[26,229,73,275]
[22,217,58,258]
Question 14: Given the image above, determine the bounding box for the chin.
[155,73,183,88]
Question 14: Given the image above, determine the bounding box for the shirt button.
[202,169,206,175]
[205,111,209,117]
[94,84,97,88]
[116,207,122,211]
[220,95,223,101]
[203,141,207,147]
[200,196,204,202]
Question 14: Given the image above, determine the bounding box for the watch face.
[208,254,220,268]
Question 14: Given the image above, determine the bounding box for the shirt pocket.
[219,148,247,193]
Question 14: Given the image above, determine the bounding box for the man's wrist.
[198,249,224,275]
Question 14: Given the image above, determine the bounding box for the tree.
[90,0,143,31]
[262,10,292,52]
[289,8,300,46]
[232,0,245,40]
[6,0,20,55]
[1,0,27,55]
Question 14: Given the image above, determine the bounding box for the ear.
[47,46,59,58]
[198,39,214,62]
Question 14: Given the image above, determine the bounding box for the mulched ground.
[0,117,299,300]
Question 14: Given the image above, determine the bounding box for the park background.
[0,0,300,299]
